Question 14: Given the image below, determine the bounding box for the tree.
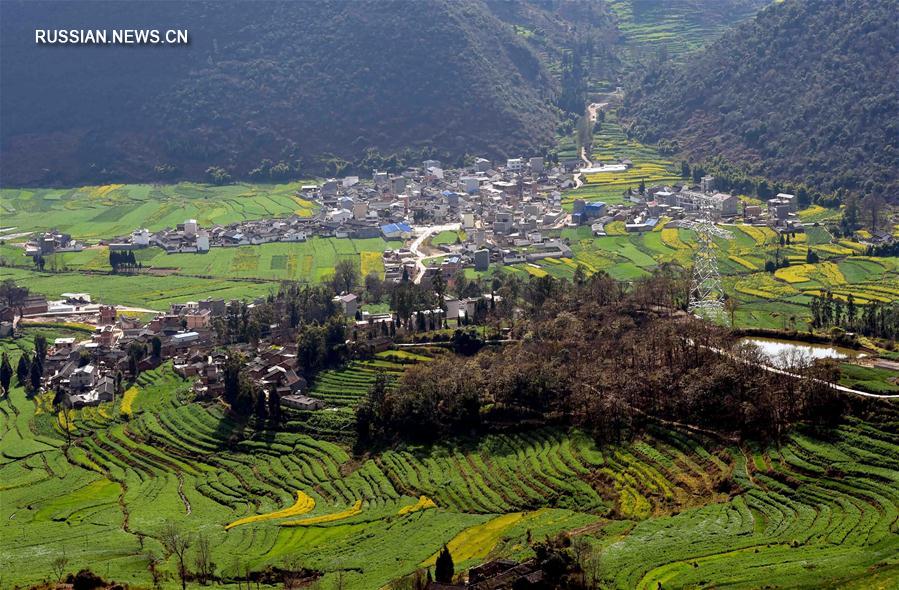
[842,193,860,233]
[223,354,242,406]
[16,353,29,386]
[128,342,146,378]
[0,352,12,395]
[34,334,48,364]
[160,521,192,590]
[194,532,215,585]
[0,279,29,308]
[434,546,454,583]
[281,556,305,590]
[51,550,68,582]
[268,388,282,425]
[145,551,163,590]
[331,258,359,295]
[205,166,232,185]
[29,356,43,393]
[860,193,887,231]
[433,269,446,311]
[150,336,162,359]
[255,388,268,426]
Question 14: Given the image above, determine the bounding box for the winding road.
[408,222,461,284]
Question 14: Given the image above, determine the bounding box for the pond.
[738,337,865,368]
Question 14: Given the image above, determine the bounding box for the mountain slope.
[622,0,899,195]
[0,0,559,185]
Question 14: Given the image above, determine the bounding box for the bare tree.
[194,531,215,584]
[160,521,192,590]
[51,549,68,582]
[145,551,163,589]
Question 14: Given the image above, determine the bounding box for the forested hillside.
[0,0,560,185]
[622,0,899,196]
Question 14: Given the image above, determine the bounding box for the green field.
[0,266,279,310]
[2,327,898,588]
[0,236,390,310]
[0,183,317,240]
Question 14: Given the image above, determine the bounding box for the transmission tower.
[680,216,733,323]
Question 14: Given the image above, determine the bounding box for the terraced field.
[607,0,764,63]
[1,326,897,588]
[0,183,316,239]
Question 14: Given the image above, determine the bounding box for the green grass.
[0,183,317,240]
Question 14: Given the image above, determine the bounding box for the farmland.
[564,110,681,207]
[606,0,765,63]
[0,236,392,310]
[2,326,898,588]
[469,221,898,330]
[0,183,316,239]
[0,266,279,310]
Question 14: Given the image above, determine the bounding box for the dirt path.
[177,472,191,515]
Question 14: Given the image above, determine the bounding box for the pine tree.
[29,357,43,393]
[435,546,454,583]
[0,352,12,394]
[16,353,30,385]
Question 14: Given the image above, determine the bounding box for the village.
[22,149,888,290]
[0,268,497,411]
[8,150,897,413]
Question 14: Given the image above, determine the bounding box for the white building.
[506,158,523,172]
[460,176,480,194]
[196,230,210,252]
[327,208,353,223]
[132,228,150,246]
[184,219,198,238]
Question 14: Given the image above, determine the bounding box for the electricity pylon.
[681,217,733,323]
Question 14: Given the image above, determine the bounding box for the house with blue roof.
[381,222,413,240]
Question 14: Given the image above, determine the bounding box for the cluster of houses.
[98,155,585,275]
[427,558,548,590]
[174,343,321,410]
[23,230,84,257]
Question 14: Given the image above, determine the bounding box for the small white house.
[196,230,210,252]
[132,228,150,246]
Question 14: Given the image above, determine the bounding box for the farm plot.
[0,183,317,240]
[0,266,278,310]
[563,111,680,208]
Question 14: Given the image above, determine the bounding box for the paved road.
[707,343,899,400]
[408,222,461,284]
